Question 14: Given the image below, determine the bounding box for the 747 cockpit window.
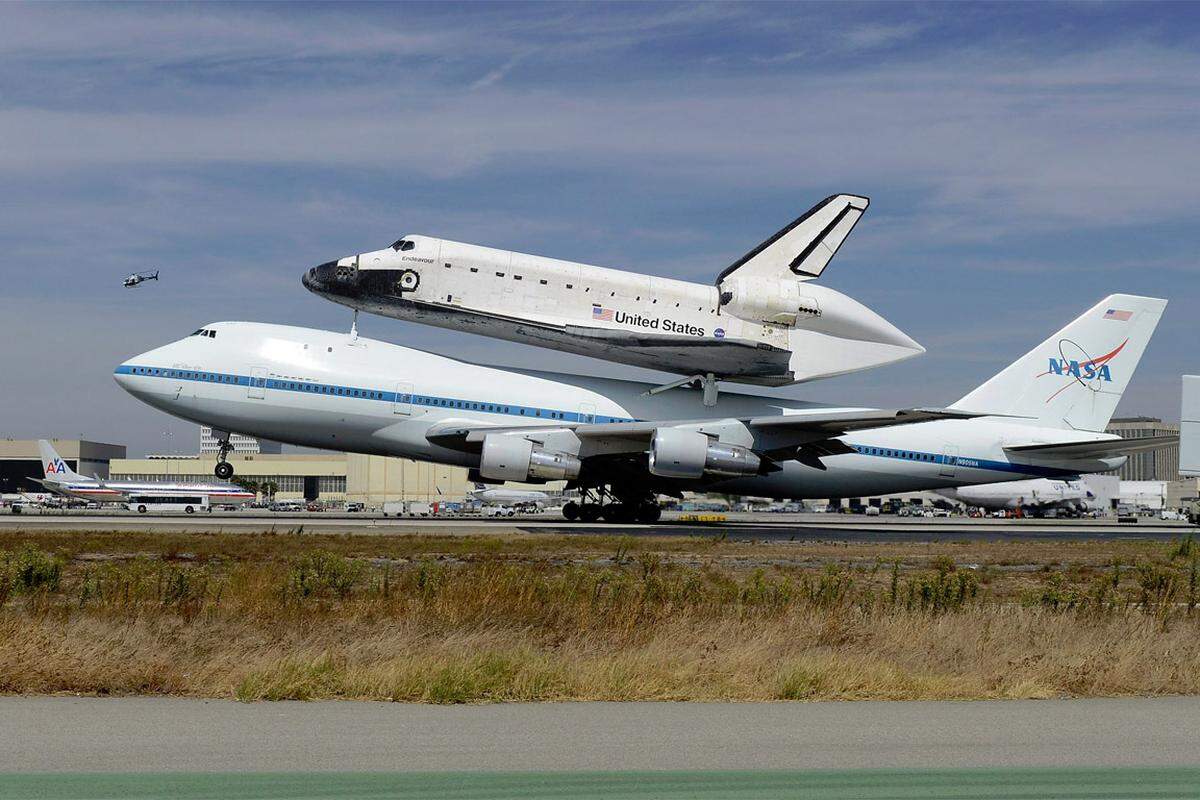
[390,239,416,252]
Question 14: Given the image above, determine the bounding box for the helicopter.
[123,270,159,288]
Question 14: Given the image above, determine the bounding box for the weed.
[1,545,64,594]
[283,551,363,600]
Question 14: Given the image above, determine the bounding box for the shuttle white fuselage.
[302,195,923,387]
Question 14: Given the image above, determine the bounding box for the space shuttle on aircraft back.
[302,195,923,391]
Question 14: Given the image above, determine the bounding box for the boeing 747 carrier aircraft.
[302,194,922,402]
[115,295,1171,523]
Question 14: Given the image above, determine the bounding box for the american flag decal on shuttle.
[592,305,613,322]
[1103,308,1132,321]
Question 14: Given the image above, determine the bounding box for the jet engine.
[717,276,820,326]
[648,428,761,479]
[479,435,581,482]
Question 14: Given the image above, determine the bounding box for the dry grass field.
[0,529,1198,703]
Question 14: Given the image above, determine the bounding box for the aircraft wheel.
[636,503,662,524]
[215,461,234,480]
[579,504,602,523]
[601,503,633,523]
[562,501,580,521]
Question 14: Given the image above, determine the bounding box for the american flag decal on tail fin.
[1103,308,1132,321]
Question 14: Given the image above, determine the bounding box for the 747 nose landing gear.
[213,435,235,480]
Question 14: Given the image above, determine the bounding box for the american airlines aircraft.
[114,295,1171,523]
[33,440,254,507]
[302,194,923,402]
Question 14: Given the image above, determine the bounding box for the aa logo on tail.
[1038,338,1127,402]
[45,458,69,476]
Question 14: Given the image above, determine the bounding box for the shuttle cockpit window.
[390,239,416,252]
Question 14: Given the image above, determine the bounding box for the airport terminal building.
[1106,417,1182,480]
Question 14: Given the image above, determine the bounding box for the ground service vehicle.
[129,495,209,514]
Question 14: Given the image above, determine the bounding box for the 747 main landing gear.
[562,488,662,524]
[213,435,235,480]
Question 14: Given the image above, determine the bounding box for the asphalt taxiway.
[1,696,1197,773]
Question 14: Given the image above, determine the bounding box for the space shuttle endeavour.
[303,194,922,401]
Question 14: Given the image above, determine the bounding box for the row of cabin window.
[443,262,715,312]
[861,446,939,462]
[275,381,385,400]
[417,396,567,418]
[133,367,235,383]
[140,365,631,423]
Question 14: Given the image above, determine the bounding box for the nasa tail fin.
[715,194,869,284]
[38,440,83,482]
[951,294,1167,432]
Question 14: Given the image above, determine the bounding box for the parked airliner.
[936,478,1101,514]
[34,440,254,506]
[470,484,549,508]
[114,295,1172,523]
[303,194,923,401]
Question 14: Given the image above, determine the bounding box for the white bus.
[128,494,210,514]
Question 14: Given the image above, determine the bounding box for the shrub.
[2,545,64,594]
[906,568,977,613]
[1169,531,1195,561]
[283,551,363,600]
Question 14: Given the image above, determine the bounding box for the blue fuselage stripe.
[114,364,636,424]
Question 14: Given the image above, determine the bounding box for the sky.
[0,1,1196,456]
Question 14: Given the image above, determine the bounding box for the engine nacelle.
[479,435,581,482]
[648,428,761,479]
[717,276,820,326]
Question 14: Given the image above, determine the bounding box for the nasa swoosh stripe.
[116,366,1079,480]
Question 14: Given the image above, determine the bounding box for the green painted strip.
[0,768,1198,800]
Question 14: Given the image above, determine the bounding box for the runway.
[2,696,1198,773]
[0,509,1193,541]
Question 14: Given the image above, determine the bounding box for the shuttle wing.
[564,326,792,380]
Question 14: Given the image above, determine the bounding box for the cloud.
[3,40,1197,238]
[842,21,927,50]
